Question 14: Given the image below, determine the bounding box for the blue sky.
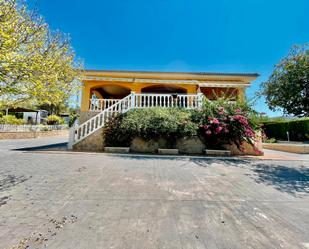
[35,0,308,116]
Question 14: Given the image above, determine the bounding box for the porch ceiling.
[92,85,131,96]
[83,69,259,87]
[83,69,259,81]
[84,76,250,87]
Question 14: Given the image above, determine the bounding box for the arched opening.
[141,84,187,94]
[200,87,238,100]
[91,84,131,99]
[89,84,132,110]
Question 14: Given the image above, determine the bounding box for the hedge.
[46,115,65,125]
[263,118,309,141]
[0,115,24,125]
[104,108,197,147]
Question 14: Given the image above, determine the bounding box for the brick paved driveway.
[0,137,309,249]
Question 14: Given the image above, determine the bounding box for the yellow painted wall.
[81,81,197,111]
[237,88,245,101]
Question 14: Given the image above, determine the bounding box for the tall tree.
[0,0,81,108]
[261,44,309,117]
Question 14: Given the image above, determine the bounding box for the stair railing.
[68,94,133,148]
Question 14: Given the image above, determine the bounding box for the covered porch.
[88,85,242,111]
[81,70,257,112]
[88,83,202,111]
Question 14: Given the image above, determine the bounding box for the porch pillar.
[130,91,135,108]
[237,88,245,102]
[81,83,91,112]
[186,85,197,94]
[197,93,204,108]
[130,84,142,93]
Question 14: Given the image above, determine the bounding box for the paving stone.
[0,137,308,248]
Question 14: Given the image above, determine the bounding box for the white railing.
[69,94,133,148]
[90,94,201,111]
[68,93,203,148]
[132,93,201,109]
[0,124,68,132]
[90,99,121,111]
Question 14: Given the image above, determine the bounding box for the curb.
[18,149,308,161]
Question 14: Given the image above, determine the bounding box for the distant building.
[59,114,70,125]
[23,110,48,124]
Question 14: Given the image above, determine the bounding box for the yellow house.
[81,70,259,112]
[69,69,258,149]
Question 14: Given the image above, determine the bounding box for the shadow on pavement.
[12,142,68,151]
[251,163,309,196]
[106,153,191,161]
[192,158,309,196]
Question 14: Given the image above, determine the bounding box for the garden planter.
[104,147,130,153]
[158,148,179,155]
[205,149,231,157]
[223,132,264,156]
[176,136,206,154]
[130,137,167,153]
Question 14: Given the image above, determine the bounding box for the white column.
[197,93,204,108]
[131,91,135,109]
[68,126,76,150]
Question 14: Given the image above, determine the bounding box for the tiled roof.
[84,69,259,77]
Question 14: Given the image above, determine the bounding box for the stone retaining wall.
[0,130,68,139]
[130,137,207,154]
[71,112,105,151]
[263,143,309,154]
[130,136,262,156]
[72,132,263,155]
[73,128,105,152]
[79,111,100,123]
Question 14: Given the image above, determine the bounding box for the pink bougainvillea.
[199,107,257,150]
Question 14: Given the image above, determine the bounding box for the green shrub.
[104,108,197,147]
[40,125,49,131]
[69,114,78,127]
[263,118,309,141]
[0,115,24,125]
[46,115,65,125]
[0,111,3,118]
[104,99,261,151]
[264,138,276,143]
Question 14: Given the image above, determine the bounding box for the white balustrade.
[90,94,202,111]
[131,93,201,109]
[89,99,121,111]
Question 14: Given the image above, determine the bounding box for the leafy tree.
[261,44,309,117]
[0,114,24,124]
[37,102,70,115]
[0,0,81,108]
[46,115,65,125]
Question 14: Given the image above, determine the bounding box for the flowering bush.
[104,98,262,154]
[193,99,260,151]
